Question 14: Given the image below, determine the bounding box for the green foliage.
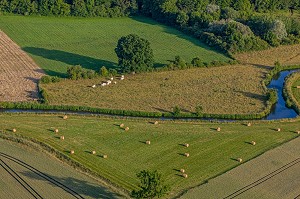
[173,106,181,116]
[100,66,109,77]
[131,170,169,199]
[67,65,96,80]
[115,34,154,73]
[40,76,61,84]
[195,105,203,116]
[191,57,204,67]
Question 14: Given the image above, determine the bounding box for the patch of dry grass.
[235,44,300,67]
[41,65,267,114]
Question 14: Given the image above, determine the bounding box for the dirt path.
[180,137,300,199]
[0,30,44,101]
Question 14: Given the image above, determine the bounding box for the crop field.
[41,65,267,114]
[0,139,124,198]
[181,136,300,199]
[0,16,229,77]
[0,31,44,101]
[0,114,299,197]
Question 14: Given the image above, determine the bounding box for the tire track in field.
[0,152,84,199]
[0,158,43,199]
[223,158,300,199]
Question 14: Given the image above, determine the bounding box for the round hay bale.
[184,153,190,157]
[154,121,159,125]
[125,127,129,131]
[277,128,281,132]
[120,124,125,128]
[180,169,185,173]
[182,173,188,178]
[237,158,242,163]
[297,131,300,135]
[217,127,221,132]
[146,140,151,145]
[247,123,251,127]
[103,154,108,159]
[63,115,68,120]
[12,128,17,133]
[251,141,256,146]
[114,81,117,84]
[60,135,65,140]
[92,150,96,155]
[54,129,59,133]
[70,150,75,154]
[184,143,189,147]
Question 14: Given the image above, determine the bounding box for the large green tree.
[115,34,154,73]
[131,170,170,199]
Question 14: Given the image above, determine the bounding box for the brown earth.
[0,30,44,101]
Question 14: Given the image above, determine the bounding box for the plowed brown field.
[0,31,44,101]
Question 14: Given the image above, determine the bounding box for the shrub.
[67,65,96,80]
[100,66,109,77]
[191,57,204,67]
[173,106,181,116]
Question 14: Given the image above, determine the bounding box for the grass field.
[0,139,123,198]
[0,114,298,197]
[180,136,300,199]
[0,15,229,77]
[292,75,300,103]
[41,65,267,114]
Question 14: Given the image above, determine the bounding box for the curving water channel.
[265,70,299,120]
[1,70,299,120]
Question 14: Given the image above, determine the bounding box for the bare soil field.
[180,137,300,199]
[0,139,124,199]
[236,44,300,67]
[0,30,44,101]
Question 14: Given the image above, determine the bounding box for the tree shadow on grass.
[23,47,119,77]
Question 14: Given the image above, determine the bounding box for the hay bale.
[70,150,75,154]
[182,173,188,178]
[120,124,125,128]
[92,150,96,155]
[12,128,17,133]
[184,153,190,157]
[154,121,159,125]
[247,123,251,127]
[297,86,300,89]
[114,81,117,84]
[63,115,68,120]
[125,127,129,131]
[180,169,185,173]
[277,128,281,132]
[237,158,242,163]
[297,131,300,135]
[251,141,256,146]
[60,135,65,140]
[184,143,189,147]
[54,129,59,133]
[146,140,151,145]
[103,154,108,159]
[217,127,221,132]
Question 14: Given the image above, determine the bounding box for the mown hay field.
[41,65,267,114]
[0,16,229,77]
[0,114,298,197]
[0,139,123,198]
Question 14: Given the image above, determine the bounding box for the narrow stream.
[1,70,299,120]
[265,70,299,120]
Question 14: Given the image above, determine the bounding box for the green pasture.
[0,114,298,197]
[0,16,229,77]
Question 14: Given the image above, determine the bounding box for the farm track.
[0,152,84,199]
[223,157,300,198]
[0,30,44,101]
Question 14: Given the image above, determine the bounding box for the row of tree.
[1,0,299,17]
[0,0,137,17]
